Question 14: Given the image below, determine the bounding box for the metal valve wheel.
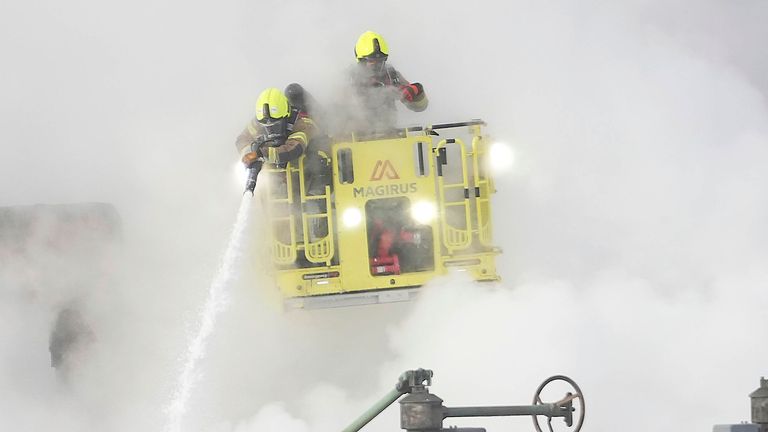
[532,375,585,432]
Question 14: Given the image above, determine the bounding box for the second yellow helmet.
[355,31,389,60]
[255,87,289,122]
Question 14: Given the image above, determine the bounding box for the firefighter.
[345,31,428,133]
[237,86,330,246]
[236,85,318,168]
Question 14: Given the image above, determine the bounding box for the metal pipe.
[430,120,486,130]
[341,388,404,432]
[444,404,560,418]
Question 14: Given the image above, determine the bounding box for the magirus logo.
[370,160,400,181]
[353,183,418,198]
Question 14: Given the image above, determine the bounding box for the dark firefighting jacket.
[235,109,317,166]
[346,64,428,131]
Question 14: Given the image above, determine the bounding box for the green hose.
[340,388,404,432]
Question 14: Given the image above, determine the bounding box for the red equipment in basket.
[370,255,400,275]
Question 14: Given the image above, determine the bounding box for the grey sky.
[1,0,767,431]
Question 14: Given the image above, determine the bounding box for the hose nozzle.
[243,161,263,195]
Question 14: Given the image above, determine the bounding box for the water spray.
[164,196,253,432]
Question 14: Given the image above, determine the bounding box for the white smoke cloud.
[1,0,767,431]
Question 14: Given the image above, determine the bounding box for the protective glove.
[400,83,423,102]
[241,151,262,168]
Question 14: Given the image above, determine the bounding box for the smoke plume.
[1,0,766,431]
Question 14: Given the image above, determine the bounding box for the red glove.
[400,83,423,102]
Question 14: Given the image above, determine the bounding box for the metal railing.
[298,152,334,265]
[434,138,473,253]
[265,162,299,265]
[469,125,494,247]
[264,153,335,266]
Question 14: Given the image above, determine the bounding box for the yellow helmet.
[255,87,289,122]
[355,31,389,60]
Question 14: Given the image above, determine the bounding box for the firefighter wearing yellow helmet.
[235,85,318,168]
[347,31,428,131]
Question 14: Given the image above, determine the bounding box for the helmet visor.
[359,56,387,74]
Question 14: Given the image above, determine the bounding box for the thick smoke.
[1,0,767,431]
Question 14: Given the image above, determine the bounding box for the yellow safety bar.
[298,153,335,265]
[434,138,473,253]
[469,126,494,247]
[264,162,298,265]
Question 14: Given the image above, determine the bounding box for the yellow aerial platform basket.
[259,120,501,309]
